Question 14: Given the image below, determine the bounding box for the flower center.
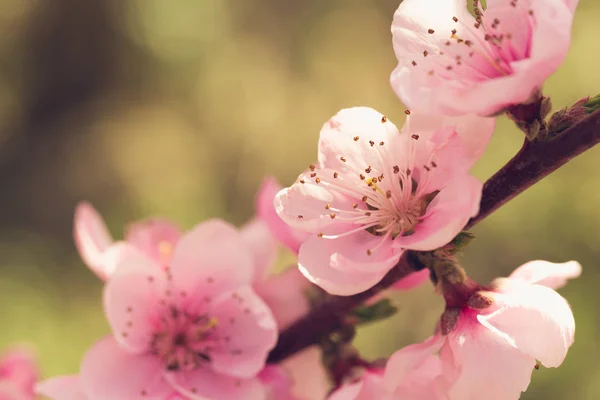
[150,307,219,372]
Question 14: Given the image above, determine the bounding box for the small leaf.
[446,231,475,254]
[350,299,398,325]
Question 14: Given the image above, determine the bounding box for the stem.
[267,108,600,364]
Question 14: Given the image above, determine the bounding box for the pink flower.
[0,347,38,399]
[36,375,91,400]
[275,107,493,295]
[328,369,389,400]
[280,346,331,400]
[390,0,579,116]
[74,202,182,280]
[384,260,580,399]
[77,219,278,400]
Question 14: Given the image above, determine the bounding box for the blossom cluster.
[0,0,585,399]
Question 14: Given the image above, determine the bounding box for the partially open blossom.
[390,0,578,116]
[74,202,182,280]
[76,220,277,400]
[385,260,580,399]
[0,347,38,400]
[275,107,493,295]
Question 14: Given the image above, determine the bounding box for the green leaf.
[350,299,398,325]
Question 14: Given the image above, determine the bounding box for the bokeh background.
[0,0,598,398]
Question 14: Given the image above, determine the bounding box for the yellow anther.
[159,241,173,262]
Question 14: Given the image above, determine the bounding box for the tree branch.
[267,108,600,364]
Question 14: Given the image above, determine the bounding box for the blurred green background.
[0,0,598,398]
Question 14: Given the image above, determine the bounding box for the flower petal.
[80,336,172,400]
[384,335,443,393]
[280,346,330,400]
[328,370,389,400]
[209,286,277,378]
[253,267,310,330]
[240,218,278,282]
[0,347,38,396]
[478,283,575,368]
[36,375,88,400]
[104,248,165,353]
[256,177,309,254]
[508,260,581,289]
[391,268,431,291]
[125,218,182,264]
[444,312,536,400]
[298,233,400,295]
[170,219,254,300]
[73,202,114,280]
[394,174,481,251]
[166,369,266,400]
[259,366,298,400]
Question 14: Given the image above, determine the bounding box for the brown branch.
[267,108,600,363]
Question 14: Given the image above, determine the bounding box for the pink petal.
[103,249,165,353]
[508,260,581,289]
[391,268,430,291]
[0,382,27,400]
[0,347,38,396]
[274,176,355,233]
[298,233,400,295]
[317,107,403,176]
[445,312,536,400]
[125,218,182,265]
[328,370,389,400]
[80,336,173,400]
[209,286,277,378]
[36,375,88,400]
[394,175,482,251]
[256,177,309,254]
[478,283,575,368]
[240,218,278,282]
[405,113,495,170]
[169,219,254,300]
[280,346,330,400]
[166,369,266,400]
[253,267,310,330]
[384,335,443,393]
[259,366,298,400]
[73,202,114,280]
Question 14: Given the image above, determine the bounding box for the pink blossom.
[391,0,579,116]
[275,107,493,295]
[77,219,278,400]
[0,347,38,399]
[328,369,389,400]
[384,260,579,399]
[74,202,182,280]
[258,366,300,400]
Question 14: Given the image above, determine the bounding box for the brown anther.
[535,362,541,370]
[359,174,365,180]
[445,41,451,46]
[352,203,358,209]
[365,212,371,216]
[361,196,368,202]
[299,179,305,184]
[424,165,431,171]
[465,40,473,47]
[423,50,429,57]
[411,60,417,66]
[474,22,481,28]
[333,172,339,178]
[431,161,438,168]
[393,165,400,174]
[452,16,458,22]
[484,34,491,41]
[379,141,384,146]
[317,232,324,238]
[329,213,336,219]
[405,109,411,115]
[406,168,411,176]
[298,215,304,219]
[365,166,372,173]
[315,177,321,184]
[428,70,434,76]
[369,140,375,147]
[386,190,392,198]
[378,174,384,181]
[325,204,330,210]
[528,9,534,15]
[411,134,419,140]
[381,115,387,123]
[126,307,133,313]
[428,29,435,34]
[493,18,500,25]
[309,164,315,171]
[310,173,317,178]
[446,65,453,70]
[353,136,359,141]
[366,249,372,256]
[451,29,457,35]
[340,156,347,162]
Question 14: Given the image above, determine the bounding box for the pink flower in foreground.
[74,202,182,280]
[280,346,331,400]
[0,347,38,399]
[385,260,580,399]
[77,220,277,400]
[258,366,300,400]
[391,0,578,116]
[275,107,493,295]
